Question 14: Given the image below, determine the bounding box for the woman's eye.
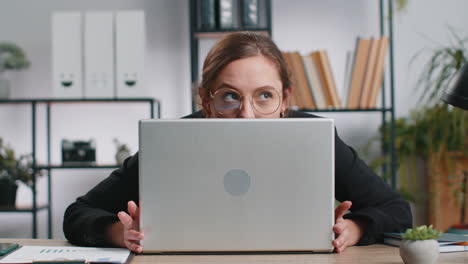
[223,92,240,101]
[259,92,273,100]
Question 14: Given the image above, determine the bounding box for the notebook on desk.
[139,119,335,253]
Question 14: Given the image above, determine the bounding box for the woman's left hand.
[332,201,364,253]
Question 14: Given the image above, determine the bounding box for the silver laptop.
[139,119,335,253]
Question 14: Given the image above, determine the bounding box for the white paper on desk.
[0,246,131,263]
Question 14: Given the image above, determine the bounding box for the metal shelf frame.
[0,97,160,238]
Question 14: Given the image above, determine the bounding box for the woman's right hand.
[109,201,144,253]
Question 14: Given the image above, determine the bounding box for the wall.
[0,0,467,238]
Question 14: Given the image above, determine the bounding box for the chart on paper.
[0,246,131,263]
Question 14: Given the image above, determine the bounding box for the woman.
[63,32,412,253]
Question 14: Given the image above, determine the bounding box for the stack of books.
[282,36,389,110]
[384,232,468,253]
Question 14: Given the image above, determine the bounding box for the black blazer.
[63,110,412,246]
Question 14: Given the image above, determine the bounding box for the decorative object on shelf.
[0,42,31,99]
[61,139,96,165]
[84,11,115,98]
[241,0,259,28]
[113,138,131,165]
[367,30,467,231]
[51,12,84,98]
[217,0,239,29]
[0,137,41,207]
[197,0,216,30]
[115,10,146,98]
[194,0,268,32]
[399,225,442,264]
[52,10,146,99]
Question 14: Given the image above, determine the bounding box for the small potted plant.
[400,225,442,264]
[0,137,40,207]
[113,138,131,165]
[0,42,31,98]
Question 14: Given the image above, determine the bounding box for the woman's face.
[205,55,290,118]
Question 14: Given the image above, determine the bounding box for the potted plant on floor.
[400,225,442,264]
[0,137,40,208]
[0,42,30,98]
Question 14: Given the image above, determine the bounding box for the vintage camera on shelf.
[61,139,96,165]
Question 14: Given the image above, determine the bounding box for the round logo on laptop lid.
[224,169,251,196]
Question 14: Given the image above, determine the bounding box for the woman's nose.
[237,99,255,118]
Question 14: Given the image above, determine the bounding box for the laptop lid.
[139,119,334,253]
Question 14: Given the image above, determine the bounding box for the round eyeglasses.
[210,87,282,115]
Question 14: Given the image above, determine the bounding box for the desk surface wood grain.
[1,239,467,264]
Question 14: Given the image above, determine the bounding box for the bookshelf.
[189,0,397,189]
[189,0,272,112]
[0,98,160,238]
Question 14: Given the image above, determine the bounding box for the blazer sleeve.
[334,130,412,245]
[63,153,139,247]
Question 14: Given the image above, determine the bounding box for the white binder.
[84,11,115,98]
[115,10,146,98]
[52,12,83,98]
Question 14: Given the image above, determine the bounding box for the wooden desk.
[1,239,467,264]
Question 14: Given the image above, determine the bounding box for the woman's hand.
[332,201,364,253]
[108,201,144,253]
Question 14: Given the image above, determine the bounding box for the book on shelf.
[367,36,389,108]
[346,36,389,109]
[347,38,371,109]
[310,51,331,108]
[290,51,316,109]
[311,51,338,108]
[318,50,341,108]
[283,50,341,110]
[342,49,355,109]
[278,36,389,111]
[282,52,301,109]
[384,232,468,253]
[302,55,327,109]
[359,38,379,108]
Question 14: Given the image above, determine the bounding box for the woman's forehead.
[214,56,282,92]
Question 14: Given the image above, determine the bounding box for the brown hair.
[198,32,291,114]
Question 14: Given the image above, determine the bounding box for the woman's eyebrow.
[217,83,279,91]
[217,83,240,91]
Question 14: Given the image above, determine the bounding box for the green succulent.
[402,225,442,240]
[0,42,30,74]
[0,137,41,187]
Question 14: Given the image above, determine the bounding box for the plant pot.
[400,240,439,264]
[427,152,468,231]
[115,150,131,165]
[0,179,18,207]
